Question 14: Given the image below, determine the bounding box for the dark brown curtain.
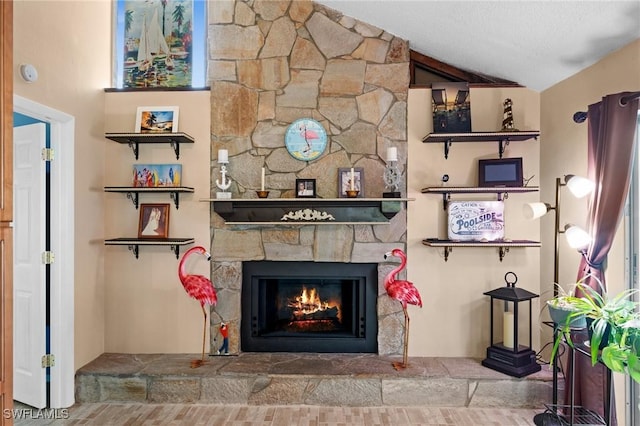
[567,92,639,425]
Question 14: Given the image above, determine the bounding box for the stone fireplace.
[208,1,409,356]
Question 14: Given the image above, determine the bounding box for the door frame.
[13,95,74,408]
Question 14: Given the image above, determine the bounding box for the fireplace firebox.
[241,261,378,353]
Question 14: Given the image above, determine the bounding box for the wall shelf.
[105,132,195,160]
[421,186,539,210]
[422,238,540,262]
[104,237,195,259]
[104,186,194,209]
[422,131,540,159]
[203,198,413,225]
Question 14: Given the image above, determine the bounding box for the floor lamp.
[525,175,594,426]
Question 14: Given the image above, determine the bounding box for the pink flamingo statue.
[178,246,218,368]
[384,248,422,370]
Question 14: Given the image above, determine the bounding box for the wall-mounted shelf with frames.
[104,186,194,209]
[422,131,540,159]
[105,132,195,160]
[104,237,195,259]
[421,186,539,210]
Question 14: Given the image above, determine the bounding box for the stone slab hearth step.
[75,353,554,408]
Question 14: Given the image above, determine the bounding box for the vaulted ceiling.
[316,1,640,92]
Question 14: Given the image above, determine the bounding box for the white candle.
[261,167,265,191]
[387,147,398,162]
[218,149,228,163]
[503,311,514,349]
[350,168,355,191]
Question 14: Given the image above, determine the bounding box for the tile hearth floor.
[18,353,558,425]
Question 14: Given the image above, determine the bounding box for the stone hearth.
[75,353,554,407]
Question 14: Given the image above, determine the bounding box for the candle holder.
[216,150,232,199]
[256,190,269,198]
[345,190,359,198]
[383,160,401,198]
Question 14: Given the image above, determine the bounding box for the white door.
[13,123,47,408]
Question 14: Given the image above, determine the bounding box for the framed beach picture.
[338,168,364,198]
[135,106,179,133]
[138,203,170,238]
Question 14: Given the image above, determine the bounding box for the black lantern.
[481,272,541,377]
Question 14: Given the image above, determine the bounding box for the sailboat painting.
[120,0,194,88]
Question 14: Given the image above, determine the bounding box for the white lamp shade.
[565,224,591,250]
[565,175,595,199]
[523,202,549,220]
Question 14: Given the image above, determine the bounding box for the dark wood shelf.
[422,130,540,159]
[421,186,539,210]
[105,132,195,160]
[104,237,195,259]
[104,186,194,209]
[203,198,413,224]
[421,238,540,262]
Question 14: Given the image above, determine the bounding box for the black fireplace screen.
[241,261,377,353]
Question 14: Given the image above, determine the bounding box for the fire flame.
[287,286,341,322]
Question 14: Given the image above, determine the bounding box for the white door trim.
[13,95,75,408]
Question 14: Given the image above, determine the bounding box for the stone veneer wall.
[207,0,409,356]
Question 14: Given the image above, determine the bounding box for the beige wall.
[13,0,111,370]
[407,87,541,357]
[104,92,211,353]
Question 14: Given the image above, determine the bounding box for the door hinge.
[41,148,54,161]
[41,354,55,368]
[42,251,55,264]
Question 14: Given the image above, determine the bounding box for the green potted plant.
[574,284,640,383]
[547,277,640,383]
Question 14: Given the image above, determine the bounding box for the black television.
[478,157,523,187]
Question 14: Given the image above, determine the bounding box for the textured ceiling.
[316,0,640,91]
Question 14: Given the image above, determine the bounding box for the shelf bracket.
[127,141,140,160]
[498,139,510,159]
[125,192,139,209]
[444,139,452,159]
[170,140,180,159]
[443,246,451,261]
[442,193,451,210]
[169,192,180,209]
[499,246,509,261]
[127,245,139,259]
[170,244,181,259]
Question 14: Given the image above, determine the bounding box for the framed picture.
[431,82,471,133]
[138,203,170,238]
[133,164,182,187]
[135,106,179,133]
[296,179,316,198]
[338,168,364,198]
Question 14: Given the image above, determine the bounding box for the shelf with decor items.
[203,198,413,225]
[104,186,194,209]
[422,130,540,159]
[105,132,194,160]
[104,237,195,259]
[421,186,539,210]
[421,238,541,262]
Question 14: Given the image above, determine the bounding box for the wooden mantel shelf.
[202,198,413,225]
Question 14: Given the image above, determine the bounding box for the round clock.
[285,118,328,162]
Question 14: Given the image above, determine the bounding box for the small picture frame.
[135,106,179,133]
[338,167,364,198]
[296,179,316,198]
[138,203,170,238]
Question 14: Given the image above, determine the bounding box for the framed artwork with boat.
[115,0,206,89]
